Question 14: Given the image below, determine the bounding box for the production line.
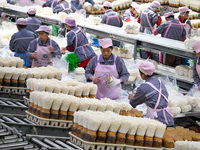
[1,0,200,150]
[0,4,61,25]
[0,5,196,89]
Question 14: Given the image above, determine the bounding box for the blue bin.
[90,37,99,47]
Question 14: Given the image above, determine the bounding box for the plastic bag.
[0,0,7,7]
[124,21,140,34]
[186,84,200,112]
[51,57,69,77]
[184,36,200,50]
[78,9,86,18]
[0,47,14,57]
[87,15,101,25]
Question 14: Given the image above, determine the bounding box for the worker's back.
[101,10,123,27]
[157,19,186,41]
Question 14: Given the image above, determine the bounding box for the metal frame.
[77,23,195,59]
[0,113,71,137]
[0,5,61,26]
[174,111,200,118]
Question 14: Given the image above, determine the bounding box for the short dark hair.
[139,70,153,77]
[100,46,113,49]
[17,25,27,29]
[27,13,35,17]
[103,6,112,9]
[166,15,174,19]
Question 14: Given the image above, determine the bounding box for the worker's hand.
[82,5,86,9]
[135,12,139,18]
[1,12,6,19]
[198,86,200,91]
[61,47,67,53]
[182,23,187,28]
[48,46,54,52]
[92,76,101,84]
[107,76,121,88]
[31,53,37,59]
[128,93,134,101]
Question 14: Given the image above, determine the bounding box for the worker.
[178,6,192,37]
[62,17,96,68]
[9,18,37,67]
[153,12,186,67]
[53,0,76,14]
[26,7,41,36]
[123,2,140,22]
[42,0,59,8]
[192,41,200,91]
[128,61,174,126]
[101,1,123,47]
[27,26,62,67]
[138,1,162,62]
[7,0,16,4]
[71,0,98,13]
[85,38,130,100]
[101,2,123,27]
[178,7,193,66]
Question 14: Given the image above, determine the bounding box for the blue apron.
[14,52,28,67]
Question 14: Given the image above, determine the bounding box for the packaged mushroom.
[106,113,122,143]
[71,111,167,146]
[124,22,140,34]
[41,94,54,119]
[85,114,101,142]
[116,116,132,144]
[126,117,138,146]
[135,119,148,146]
[59,95,71,120]
[88,15,101,25]
[96,115,112,143]
[144,120,157,147]
[153,123,166,148]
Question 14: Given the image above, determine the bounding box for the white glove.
[107,76,121,88]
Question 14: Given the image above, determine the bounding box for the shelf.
[77,23,195,59]
[174,111,200,118]
[0,4,61,25]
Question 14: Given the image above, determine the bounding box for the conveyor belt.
[26,134,81,150]
[76,23,195,60]
[0,86,26,99]
[0,98,27,115]
[0,122,80,149]
[174,111,200,118]
[0,113,71,137]
[0,4,60,26]
[0,123,35,150]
